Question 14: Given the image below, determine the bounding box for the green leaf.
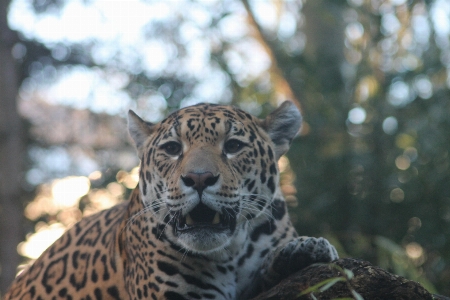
[351,290,364,300]
[319,277,346,292]
[343,269,354,280]
[298,277,346,296]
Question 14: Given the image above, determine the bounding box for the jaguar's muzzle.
[175,202,237,233]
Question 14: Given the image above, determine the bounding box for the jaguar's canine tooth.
[186,214,194,225]
[212,212,220,225]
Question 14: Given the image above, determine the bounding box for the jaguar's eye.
[224,139,245,154]
[161,141,182,156]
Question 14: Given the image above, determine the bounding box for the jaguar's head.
[128,101,301,254]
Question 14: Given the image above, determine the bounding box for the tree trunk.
[251,258,449,300]
[0,0,24,295]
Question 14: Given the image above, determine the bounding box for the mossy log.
[252,258,449,300]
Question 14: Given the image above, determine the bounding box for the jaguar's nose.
[181,172,219,196]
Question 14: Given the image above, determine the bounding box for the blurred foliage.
[2,0,450,296]
[280,0,450,295]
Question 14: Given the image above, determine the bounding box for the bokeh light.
[51,176,90,208]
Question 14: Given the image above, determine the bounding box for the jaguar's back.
[5,202,128,299]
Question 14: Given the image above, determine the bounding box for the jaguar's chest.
[122,218,268,300]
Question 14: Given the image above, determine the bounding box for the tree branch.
[241,0,300,110]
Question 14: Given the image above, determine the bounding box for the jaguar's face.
[128,102,301,253]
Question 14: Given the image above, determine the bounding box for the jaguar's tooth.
[186,213,194,225]
[212,212,220,225]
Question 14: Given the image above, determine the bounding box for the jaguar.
[5,101,338,300]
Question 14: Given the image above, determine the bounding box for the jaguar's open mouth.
[175,202,236,233]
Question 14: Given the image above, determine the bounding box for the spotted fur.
[5,101,338,300]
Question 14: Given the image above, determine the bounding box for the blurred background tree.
[0,0,449,296]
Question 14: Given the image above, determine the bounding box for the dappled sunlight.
[8,0,284,121]
[5,0,308,145]
[278,156,289,173]
[406,242,426,266]
[116,166,139,190]
[8,0,170,45]
[19,167,138,265]
[347,107,367,125]
[278,156,298,209]
[17,223,66,260]
[83,188,122,217]
[24,177,90,221]
[395,155,411,170]
[390,187,405,203]
[51,176,90,208]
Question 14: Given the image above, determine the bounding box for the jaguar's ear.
[128,110,155,157]
[261,101,302,159]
